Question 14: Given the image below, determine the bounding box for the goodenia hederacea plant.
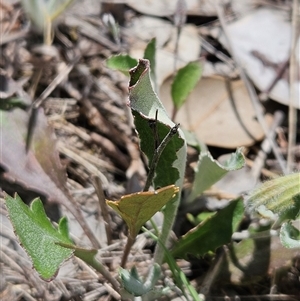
[4,193,74,280]
[128,59,187,265]
[5,194,120,290]
[107,185,179,268]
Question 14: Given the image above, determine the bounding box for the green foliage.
[4,194,73,280]
[143,38,157,92]
[0,98,28,110]
[248,173,300,248]
[120,264,161,296]
[280,222,300,248]
[128,59,187,266]
[106,185,179,239]
[248,172,300,217]
[171,198,244,259]
[171,61,202,110]
[5,33,284,299]
[106,54,138,74]
[143,227,204,301]
[186,148,245,203]
[129,59,186,189]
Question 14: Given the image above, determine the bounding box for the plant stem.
[92,175,112,245]
[143,123,180,191]
[153,193,180,265]
[78,252,120,292]
[152,130,186,265]
[59,243,120,293]
[121,236,135,268]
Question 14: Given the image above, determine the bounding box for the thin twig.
[251,111,285,180]
[92,176,113,245]
[287,0,300,172]
[215,0,287,174]
[32,56,81,109]
[200,36,235,70]
[26,55,81,152]
[258,57,289,101]
[173,0,187,71]
[143,123,180,191]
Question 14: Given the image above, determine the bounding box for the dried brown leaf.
[0,108,99,247]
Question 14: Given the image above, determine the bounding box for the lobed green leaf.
[5,194,73,280]
[106,185,179,238]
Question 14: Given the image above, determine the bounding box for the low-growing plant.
[4,50,246,300]
[4,37,299,300]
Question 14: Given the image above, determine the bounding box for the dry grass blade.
[287,0,300,172]
[26,56,81,152]
[215,0,287,174]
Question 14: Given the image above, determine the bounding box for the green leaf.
[181,128,206,153]
[128,59,188,264]
[4,194,73,280]
[142,227,204,301]
[186,148,245,203]
[247,172,300,219]
[106,54,138,74]
[129,59,186,188]
[171,198,244,259]
[280,222,300,248]
[187,212,216,226]
[120,264,161,296]
[128,59,187,265]
[171,61,202,110]
[0,98,28,110]
[143,38,157,92]
[106,185,179,239]
[133,112,184,187]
